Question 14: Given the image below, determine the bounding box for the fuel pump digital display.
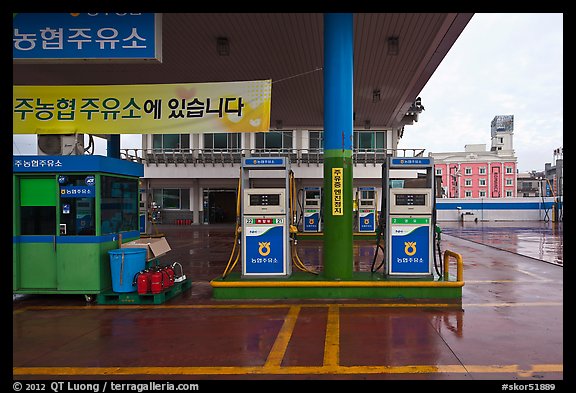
[395,193,426,206]
[249,194,280,206]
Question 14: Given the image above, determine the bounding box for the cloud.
[398,13,563,173]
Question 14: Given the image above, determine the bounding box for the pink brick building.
[430,115,517,199]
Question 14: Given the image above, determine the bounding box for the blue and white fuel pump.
[302,186,322,232]
[240,157,292,278]
[383,157,436,277]
[357,187,377,233]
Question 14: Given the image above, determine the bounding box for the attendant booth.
[13,155,143,300]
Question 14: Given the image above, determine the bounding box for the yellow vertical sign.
[332,168,343,215]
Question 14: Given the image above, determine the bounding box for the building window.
[465,191,472,197]
[435,168,442,176]
[465,179,472,186]
[464,167,472,175]
[479,167,486,174]
[204,133,241,150]
[505,166,514,174]
[479,190,486,197]
[353,130,386,150]
[101,175,139,235]
[479,178,486,186]
[255,131,293,149]
[309,131,324,150]
[152,188,190,210]
[506,191,513,197]
[152,134,190,151]
[506,179,514,186]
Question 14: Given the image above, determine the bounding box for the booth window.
[58,175,96,236]
[21,206,56,235]
[19,177,56,236]
[101,175,139,234]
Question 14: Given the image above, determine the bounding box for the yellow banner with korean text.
[332,167,343,216]
[13,80,271,134]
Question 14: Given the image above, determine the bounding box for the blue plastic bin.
[108,248,147,292]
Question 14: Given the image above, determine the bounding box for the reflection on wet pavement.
[439,221,563,266]
[13,222,563,380]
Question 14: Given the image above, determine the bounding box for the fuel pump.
[302,186,322,232]
[375,157,440,278]
[240,157,292,278]
[357,187,377,233]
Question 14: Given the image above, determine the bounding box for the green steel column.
[322,13,353,280]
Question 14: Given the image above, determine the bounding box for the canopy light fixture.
[217,37,230,56]
[388,36,399,56]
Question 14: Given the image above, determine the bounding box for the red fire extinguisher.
[135,269,151,295]
[150,268,164,294]
[164,265,175,287]
[161,267,171,289]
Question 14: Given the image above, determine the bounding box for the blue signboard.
[13,13,160,61]
[60,185,95,198]
[13,155,143,177]
[303,211,320,232]
[359,210,376,232]
[242,157,286,167]
[244,225,285,274]
[389,219,431,274]
[391,157,431,166]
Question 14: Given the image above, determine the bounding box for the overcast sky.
[13,13,563,173]
[397,13,563,173]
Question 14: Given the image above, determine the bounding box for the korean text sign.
[13,13,160,61]
[13,80,272,134]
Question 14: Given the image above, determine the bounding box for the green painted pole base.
[323,153,354,280]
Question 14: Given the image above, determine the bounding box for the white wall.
[436,197,556,221]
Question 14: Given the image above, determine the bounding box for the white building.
[124,128,425,227]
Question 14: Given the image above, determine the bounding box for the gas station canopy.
[13,13,473,131]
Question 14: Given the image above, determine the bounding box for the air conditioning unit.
[37,134,84,156]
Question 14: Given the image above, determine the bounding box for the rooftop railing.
[120,148,426,167]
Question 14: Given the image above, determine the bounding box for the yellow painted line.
[336,303,462,308]
[211,280,464,288]
[15,304,458,313]
[14,301,562,314]
[16,304,293,311]
[323,305,339,367]
[515,268,554,281]
[13,364,563,376]
[264,305,301,368]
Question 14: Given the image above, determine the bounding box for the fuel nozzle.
[435,225,442,241]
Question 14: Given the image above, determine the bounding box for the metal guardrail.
[120,148,426,167]
[443,250,464,282]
